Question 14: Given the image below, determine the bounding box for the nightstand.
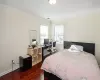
[19,55,32,71]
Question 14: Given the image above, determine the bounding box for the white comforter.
[41,50,100,80]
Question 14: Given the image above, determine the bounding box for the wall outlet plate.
[12,60,15,64]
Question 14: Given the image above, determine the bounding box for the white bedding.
[41,49,100,80]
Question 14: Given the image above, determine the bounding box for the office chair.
[51,41,57,53]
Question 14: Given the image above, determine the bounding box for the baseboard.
[0,66,19,77]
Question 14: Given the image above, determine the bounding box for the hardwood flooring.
[0,63,44,80]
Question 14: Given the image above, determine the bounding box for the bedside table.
[19,55,32,71]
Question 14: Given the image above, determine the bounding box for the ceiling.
[0,0,100,20]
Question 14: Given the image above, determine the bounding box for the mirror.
[29,30,37,47]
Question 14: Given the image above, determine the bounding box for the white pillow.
[69,45,83,52]
[68,48,81,52]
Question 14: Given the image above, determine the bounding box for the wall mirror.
[29,30,37,47]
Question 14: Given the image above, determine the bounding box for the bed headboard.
[64,41,95,55]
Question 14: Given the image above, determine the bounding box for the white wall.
[53,11,100,64]
[0,4,50,76]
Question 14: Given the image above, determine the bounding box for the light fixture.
[49,0,56,5]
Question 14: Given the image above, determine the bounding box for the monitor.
[44,39,49,45]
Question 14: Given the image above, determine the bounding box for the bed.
[41,41,100,80]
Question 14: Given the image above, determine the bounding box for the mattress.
[41,49,100,80]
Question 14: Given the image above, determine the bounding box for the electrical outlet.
[12,60,19,65]
[12,60,15,64]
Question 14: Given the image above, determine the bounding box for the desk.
[42,46,52,62]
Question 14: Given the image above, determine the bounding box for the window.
[40,25,48,45]
[54,25,64,44]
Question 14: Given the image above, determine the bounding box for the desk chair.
[44,39,52,53]
[51,41,57,53]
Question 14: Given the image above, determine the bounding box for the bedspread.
[41,50,100,80]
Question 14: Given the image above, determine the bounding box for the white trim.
[0,66,19,77]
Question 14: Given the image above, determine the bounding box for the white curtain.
[40,25,48,45]
[54,25,64,51]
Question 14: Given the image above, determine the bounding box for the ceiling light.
[49,0,56,5]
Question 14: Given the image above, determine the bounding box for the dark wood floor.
[0,63,44,80]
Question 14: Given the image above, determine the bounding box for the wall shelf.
[27,47,42,66]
